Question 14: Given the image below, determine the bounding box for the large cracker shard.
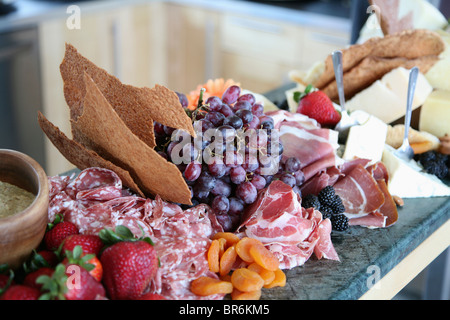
[37,111,145,197]
[40,44,193,205]
[60,43,195,147]
[71,73,192,205]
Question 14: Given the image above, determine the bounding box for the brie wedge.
[382,145,450,198]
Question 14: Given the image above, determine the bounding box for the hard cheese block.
[419,90,450,138]
[346,67,433,124]
[382,145,450,198]
[426,30,450,91]
[343,111,388,164]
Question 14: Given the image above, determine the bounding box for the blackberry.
[301,194,321,210]
[320,205,333,220]
[318,186,345,214]
[423,160,448,180]
[330,195,346,214]
[330,214,349,232]
[416,151,437,165]
[318,186,335,204]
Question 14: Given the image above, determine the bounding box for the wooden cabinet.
[217,13,349,93]
[165,4,220,95]
[165,4,350,96]
[218,13,304,93]
[38,2,167,175]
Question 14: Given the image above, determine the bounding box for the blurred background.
[0,0,448,300]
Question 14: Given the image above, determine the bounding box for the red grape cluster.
[154,85,303,231]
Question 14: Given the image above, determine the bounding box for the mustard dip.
[0,181,35,218]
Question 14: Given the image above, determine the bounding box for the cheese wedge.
[382,145,450,198]
[419,90,450,138]
[343,111,388,164]
[346,67,433,124]
[345,80,404,124]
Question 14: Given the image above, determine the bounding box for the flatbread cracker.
[314,29,445,90]
[321,55,439,101]
[37,111,145,197]
[60,44,195,149]
[71,73,192,205]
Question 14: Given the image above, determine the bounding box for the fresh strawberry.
[295,86,341,127]
[0,269,15,296]
[0,285,41,300]
[37,263,105,300]
[44,215,79,250]
[36,250,59,267]
[99,226,158,300]
[64,263,105,300]
[62,245,103,282]
[62,234,104,256]
[0,274,14,289]
[23,267,54,290]
[137,292,166,300]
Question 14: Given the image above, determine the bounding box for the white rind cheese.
[382,145,450,198]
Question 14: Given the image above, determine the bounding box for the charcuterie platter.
[1,24,449,300]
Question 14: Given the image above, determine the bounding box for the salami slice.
[47,167,223,300]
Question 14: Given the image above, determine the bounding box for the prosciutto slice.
[333,164,386,216]
[266,110,340,174]
[332,161,398,228]
[237,180,339,269]
[47,167,223,300]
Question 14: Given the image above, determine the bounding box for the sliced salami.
[47,167,223,300]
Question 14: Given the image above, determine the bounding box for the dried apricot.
[217,237,227,257]
[212,232,240,248]
[263,268,286,289]
[249,243,279,271]
[220,274,232,282]
[219,244,237,277]
[191,276,233,296]
[247,263,275,286]
[207,239,220,273]
[231,288,261,300]
[231,268,264,292]
[235,237,263,263]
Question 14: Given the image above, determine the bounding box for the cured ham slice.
[47,167,223,300]
[266,110,340,173]
[348,212,387,228]
[331,161,398,228]
[333,164,385,216]
[238,180,339,269]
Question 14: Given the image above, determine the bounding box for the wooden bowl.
[0,149,49,269]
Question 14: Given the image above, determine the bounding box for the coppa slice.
[37,111,144,197]
[71,73,192,205]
